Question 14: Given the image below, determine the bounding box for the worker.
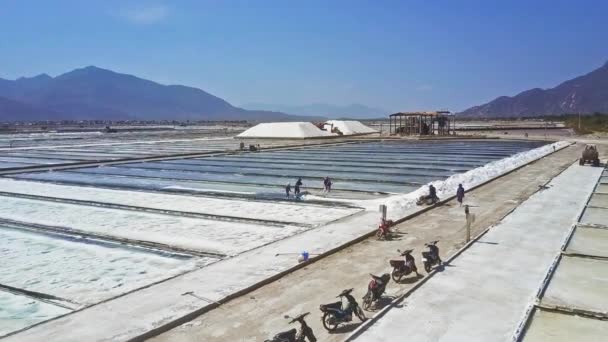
[429,184,438,203]
[323,177,332,193]
[456,184,465,206]
[295,178,303,196]
[285,183,291,198]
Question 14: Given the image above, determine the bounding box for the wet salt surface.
[0,179,360,226]
[0,226,207,305]
[0,291,70,337]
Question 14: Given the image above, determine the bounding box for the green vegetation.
[556,113,608,134]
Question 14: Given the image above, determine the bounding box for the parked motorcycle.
[389,249,419,282]
[362,273,390,310]
[265,312,316,342]
[416,194,440,206]
[421,241,442,273]
[319,288,366,331]
[375,219,394,240]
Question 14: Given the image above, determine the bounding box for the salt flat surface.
[541,256,608,314]
[579,207,608,226]
[0,179,359,225]
[161,158,469,174]
[203,155,484,169]
[0,162,34,169]
[71,166,407,192]
[1,141,567,342]
[11,171,335,198]
[566,226,608,258]
[353,163,602,341]
[0,292,70,337]
[0,156,72,164]
[0,227,204,305]
[120,160,448,181]
[523,309,608,342]
[1,208,377,342]
[0,197,306,256]
[588,193,608,207]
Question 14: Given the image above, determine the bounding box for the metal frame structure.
[389,111,455,136]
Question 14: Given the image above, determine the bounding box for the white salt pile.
[237,122,335,139]
[380,141,571,218]
[324,120,377,135]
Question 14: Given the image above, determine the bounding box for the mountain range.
[4,61,607,122]
[242,103,389,119]
[0,66,308,122]
[460,61,608,117]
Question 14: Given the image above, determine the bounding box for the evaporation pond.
[0,226,209,306]
[0,291,71,337]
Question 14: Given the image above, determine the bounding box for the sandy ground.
[151,145,585,342]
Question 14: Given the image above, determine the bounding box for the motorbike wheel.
[303,326,317,342]
[375,229,383,240]
[354,306,367,322]
[362,292,372,310]
[391,269,402,282]
[424,261,431,273]
[322,312,338,332]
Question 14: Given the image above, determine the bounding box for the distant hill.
[0,66,306,122]
[460,61,608,117]
[242,102,389,119]
[0,96,65,122]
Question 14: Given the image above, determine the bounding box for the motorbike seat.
[274,328,297,341]
[320,301,342,311]
[390,259,405,268]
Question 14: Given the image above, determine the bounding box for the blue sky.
[1,0,607,111]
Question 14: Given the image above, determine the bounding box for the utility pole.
[464,205,471,243]
[578,112,581,131]
[379,204,387,223]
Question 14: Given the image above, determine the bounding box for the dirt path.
[151,145,583,342]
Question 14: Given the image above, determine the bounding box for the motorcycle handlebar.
[289,312,310,324]
[337,288,354,297]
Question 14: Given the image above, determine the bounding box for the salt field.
[0,136,548,337]
[0,224,205,337]
[6,140,545,196]
[0,133,346,171]
[0,291,70,336]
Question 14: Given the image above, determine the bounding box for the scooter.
[416,194,440,206]
[375,219,394,240]
[265,312,316,342]
[319,288,366,331]
[362,273,390,310]
[389,249,419,282]
[421,241,442,273]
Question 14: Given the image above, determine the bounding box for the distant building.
[389,111,455,136]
